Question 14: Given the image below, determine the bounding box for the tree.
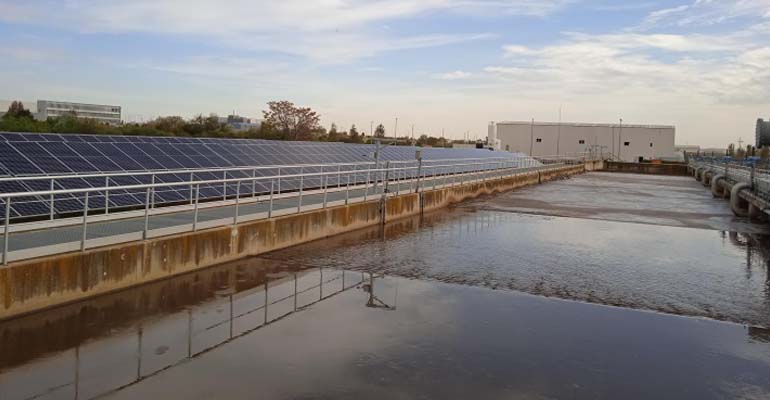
[374,123,385,138]
[262,101,321,141]
[349,124,362,143]
[727,143,735,157]
[5,101,34,119]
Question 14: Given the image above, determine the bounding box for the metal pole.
[81,192,89,251]
[416,158,422,193]
[142,187,150,240]
[268,179,274,218]
[222,171,227,201]
[150,174,156,209]
[345,173,350,205]
[49,179,55,220]
[365,169,370,201]
[190,172,195,204]
[104,176,110,215]
[297,175,304,212]
[3,198,10,265]
[192,184,200,231]
[233,181,241,225]
[323,175,328,208]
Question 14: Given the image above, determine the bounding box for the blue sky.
[0,0,769,147]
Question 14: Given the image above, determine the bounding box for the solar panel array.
[0,132,534,221]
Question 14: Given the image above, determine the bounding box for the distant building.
[488,121,676,163]
[36,100,121,125]
[756,118,770,148]
[219,115,262,132]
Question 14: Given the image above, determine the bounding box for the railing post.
[323,175,328,208]
[150,174,156,209]
[190,172,195,204]
[365,169,370,201]
[222,171,227,201]
[193,184,200,231]
[142,187,150,240]
[277,167,281,194]
[252,169,257,198]
[104,176,110,215]
[345,173,350,205]
[49,178,55,220]
[81,191,90,251]
[297,174,304,212]
[233,180,241,225]
[337,165,341,188]
[268,179,274,218]
[416,158,423,193]
[3,197,10,265]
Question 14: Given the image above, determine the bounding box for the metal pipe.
[233,181,241,225]
[268,179,274,218]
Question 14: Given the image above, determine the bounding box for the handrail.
[0,156,516,183]
[0,160,525,199]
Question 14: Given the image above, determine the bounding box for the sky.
[0,1,769,147]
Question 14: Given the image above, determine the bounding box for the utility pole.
[557,105,562,156]
[411,124,414,142]
[394,117,398,143]
[370,121,374,138]
[618,118,623,161]
[529,118,534,156]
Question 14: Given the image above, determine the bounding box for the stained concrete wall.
[604,161,689,176]
[0,164,588,320]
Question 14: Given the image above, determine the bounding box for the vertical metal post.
[293,273,298,311]
[383,161,391,195]
[337,165,341,188]
[323,175,328,208]
[3,197,10,265]
[222,171,227,201]
[268,179,274,218]
[365,169,370,201]
[142,187,150,240]
[193,184,200,231]
[297,174,304,212]
[416,159,422,193]
[81,191,89,251]
[104,176,110,215]
[190,172,195,204]
[233,181,241,225]
[345,173,350,204]
[277,167,281,194]
[49,179,55,220]
[150,174,156,209]
[252,169,257,198]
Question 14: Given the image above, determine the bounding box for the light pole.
[394,117,398,143]
[370,121,374,138]
[618,118,623,161]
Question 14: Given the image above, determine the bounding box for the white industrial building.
[488,121,676,163]
[37,100,121,125]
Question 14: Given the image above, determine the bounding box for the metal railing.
[689,159,770,201]
[0,157,562,264]
[0,156,524,222]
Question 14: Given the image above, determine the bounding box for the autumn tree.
[262,101,321,141]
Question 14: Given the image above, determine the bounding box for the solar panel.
[0,131,534,221]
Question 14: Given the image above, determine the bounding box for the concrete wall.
[491,121,676,162]
[604,161,689,175]
[0,164,587,320]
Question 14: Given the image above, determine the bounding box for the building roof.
[492,121,675,130]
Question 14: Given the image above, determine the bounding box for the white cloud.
[431,70,473,80]
[641,0,770,28]
[0,0,566,63]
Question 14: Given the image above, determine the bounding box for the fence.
[0,157,560,264]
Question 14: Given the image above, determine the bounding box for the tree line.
[1,100,456,146]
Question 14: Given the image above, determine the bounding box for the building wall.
[37,100,121,125]
[491,121,676,162]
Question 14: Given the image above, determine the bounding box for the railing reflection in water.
[0,263,365,400]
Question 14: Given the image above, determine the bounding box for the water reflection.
[0,258,371,400]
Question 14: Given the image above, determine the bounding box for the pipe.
[710,174,725,197]
[730,182,750,217]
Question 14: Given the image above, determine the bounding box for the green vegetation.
[1,99,462,147]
